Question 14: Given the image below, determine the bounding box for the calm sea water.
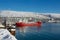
[15,23,60,40]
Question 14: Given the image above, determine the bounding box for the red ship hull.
[16,21,42,27]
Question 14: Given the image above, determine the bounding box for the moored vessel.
[16,18,42,27]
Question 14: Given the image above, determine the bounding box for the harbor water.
[15,23,60,40]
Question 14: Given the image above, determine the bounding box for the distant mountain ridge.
[0,10,50,19]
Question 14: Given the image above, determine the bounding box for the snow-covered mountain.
[0,10,60,19]
[50,14,60,18]
[0,10,50,19]
[42,13,60,19]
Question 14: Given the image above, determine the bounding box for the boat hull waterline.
[16,21,42,27]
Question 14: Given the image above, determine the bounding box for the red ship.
[16,21,42,27]
[15,18,42,27]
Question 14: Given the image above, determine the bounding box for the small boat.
[15,18,42,27]
[0,29,17,40]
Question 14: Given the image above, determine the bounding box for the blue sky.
[0,0,60,13]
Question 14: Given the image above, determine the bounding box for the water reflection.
[15,23,60,40]
[16,26,41,33]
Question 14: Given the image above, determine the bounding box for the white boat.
[0,29,17,40]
